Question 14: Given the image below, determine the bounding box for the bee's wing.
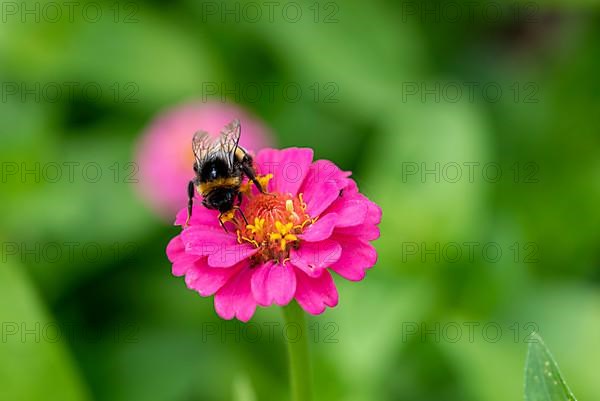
[192,130,214,165]
[218,119,241,169]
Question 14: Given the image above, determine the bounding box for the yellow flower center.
[233,174,313,264]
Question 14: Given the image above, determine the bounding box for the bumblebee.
[186,119,265,229]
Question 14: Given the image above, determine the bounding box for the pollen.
[240,173,273,195]
[231,174,312,264]
[221,210,236,223]
[269,222,298,251]
[246,217,265,235]
[257,173,273,190]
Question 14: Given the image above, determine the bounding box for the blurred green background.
[1,0,599,400]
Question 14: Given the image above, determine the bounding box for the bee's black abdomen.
[202,186,237,213]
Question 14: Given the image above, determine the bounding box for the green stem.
[282,301,312,401]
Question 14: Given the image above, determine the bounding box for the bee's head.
[204,187,236,213]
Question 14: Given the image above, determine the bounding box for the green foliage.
[0,262,90,401]
[1,0,599,400]
[525,334,578,401]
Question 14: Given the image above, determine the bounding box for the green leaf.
[233,374,257,401]
[525,333,578,401]
[0,261,90,401]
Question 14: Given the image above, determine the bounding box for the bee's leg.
[218,213,229,233]
[233,206,248,225]
[185,180,195,227]
[243,166,265,193]
[240,155,267,194]
[232,193,248,225]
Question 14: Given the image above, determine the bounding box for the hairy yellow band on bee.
[198,177,241,195]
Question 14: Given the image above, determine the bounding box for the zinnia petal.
[290,239,342,277]
[251,261,297,306]
[185,258,244,296]
[294,269,338,315]
[167,235,203,276]
[332,197,382,241]
[300,160,351,216]
[337,185,383,227]
[334,224,381,241]
[214,267,257,322]
[299,213,338,242]
[166,235,185,263]
[174,204,221,227]
[325,199,368,227]
[325,182,382,239]
[256,147,313,195]
[329,235,378,281]
[206,245,258,268]
[181,225,258,267]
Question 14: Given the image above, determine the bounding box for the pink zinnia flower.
[135,102,272,218]
[166,148,381,321]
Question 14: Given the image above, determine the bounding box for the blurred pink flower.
[166,147,382,322]
[136,101,273,218]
